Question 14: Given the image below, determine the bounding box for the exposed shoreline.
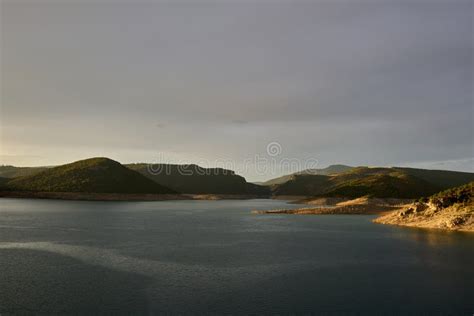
[252,197,410,215]
[374,202,474,232]
[3,191,472,233]
[254,195,474,233]
[0,191,269,202]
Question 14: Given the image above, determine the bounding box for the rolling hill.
[5,158,176,194]
[2,159,473,199]
[0,177,9,189]
[261,164,353,186]
[127,163,269,195]
[392,167,474,189]
[0,165,50,178]
[271,167,474,198]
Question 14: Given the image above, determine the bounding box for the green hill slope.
[394,167,474,189]
[6,158,176,194]
[0,177,9,189]
[322,173,439,198]
[262,164,353,186]
[0,166,50,178]
[271,175,331,196]
[127,163,269,195]
[271,167,474,198]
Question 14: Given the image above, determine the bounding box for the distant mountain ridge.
[270,166,474,198]
[0,159,269,196]
[2,160,474,199]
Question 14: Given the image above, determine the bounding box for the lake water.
[0,198,473,315]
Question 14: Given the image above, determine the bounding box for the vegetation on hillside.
[0,177,9,189]
[423,182,473,207]
[271,167,474,198]
[2,159,473,199]
[393,167,474,189]
[0,166,50,178]
[127,163,269,195]
[271,175,330,196]
[262,164,353,186]
[321,168,440,198]
[5,158,176,194]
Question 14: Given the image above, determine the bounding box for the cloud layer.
[1,1,472,180]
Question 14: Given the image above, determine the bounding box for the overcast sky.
[1,0,473,181]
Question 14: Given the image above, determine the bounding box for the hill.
[271,174,331,196]
[3,160,472,199]
[126,163,269,195]
[374,182,473,232]
[271,167,474,198]
[392,167,474,189]
[5,158,176,194]
[0,165,50,178]
[0,177,9,189]
[262,164,353,186]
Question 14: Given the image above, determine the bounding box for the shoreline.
[373,202,474,232]
[254,195,474,233]
[2,191,472,232]
[0,191,270,202]
[252,205,401,215]
[253,197,410,215]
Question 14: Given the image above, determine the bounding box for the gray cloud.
[1,1,472,180]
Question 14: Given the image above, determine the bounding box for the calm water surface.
[0,198,473,315]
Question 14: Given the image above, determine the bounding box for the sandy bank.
[374,201,474,232]
[253,197,410,215]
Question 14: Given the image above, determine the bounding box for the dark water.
[0,198,473,315]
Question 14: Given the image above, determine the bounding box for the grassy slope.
[271,175,330,196]
[394,167,474,189]
[272,167,474,198]
[0,166,50,178]
[0,177,9,189]
[126,163,269,195]
[321,167,441,198]
[262,164,353,186]
[6,158,176,194]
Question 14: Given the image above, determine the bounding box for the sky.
[1,0,473,181]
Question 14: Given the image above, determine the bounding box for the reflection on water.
[402,226,470,247]
[0,198,473,314]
